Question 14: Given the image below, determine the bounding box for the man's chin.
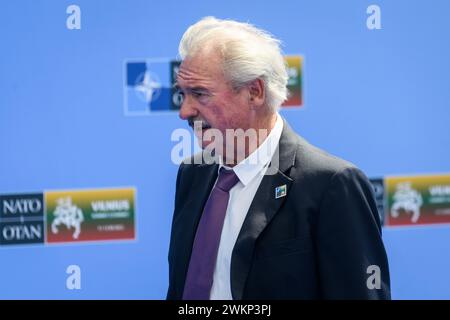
[196,139,213,150]
[194,127,213,147]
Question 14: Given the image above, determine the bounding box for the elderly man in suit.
[167,16,390,300]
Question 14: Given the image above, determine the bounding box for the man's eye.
[192,91,205,98]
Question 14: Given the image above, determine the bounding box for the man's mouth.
[189,118,211,131]
[192,123,211,131]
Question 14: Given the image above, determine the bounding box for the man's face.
[176,50,251,151]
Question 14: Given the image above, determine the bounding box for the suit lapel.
[173,162,218,298]
[230,119,298,300]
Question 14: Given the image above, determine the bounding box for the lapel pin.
[275,184,287,199]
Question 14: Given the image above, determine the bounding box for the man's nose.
[179,95,198,120]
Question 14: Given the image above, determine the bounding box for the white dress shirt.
[209,114,284,300]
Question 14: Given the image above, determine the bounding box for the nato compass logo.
[124,59,182,116]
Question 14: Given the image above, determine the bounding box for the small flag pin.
[275,185,287,199]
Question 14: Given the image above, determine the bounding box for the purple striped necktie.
[182,167,240,300]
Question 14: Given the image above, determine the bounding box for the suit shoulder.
[177,151,218,179]
[291,135,366,182]
[180,151,201,166]
[179,151,214,167]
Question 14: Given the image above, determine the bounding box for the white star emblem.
[135,71,161,103]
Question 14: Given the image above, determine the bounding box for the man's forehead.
[176,54,223,85]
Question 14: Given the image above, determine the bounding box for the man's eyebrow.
[173,83,210,92]
[190,86,210,92]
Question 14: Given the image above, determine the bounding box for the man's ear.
[248,78,265,109]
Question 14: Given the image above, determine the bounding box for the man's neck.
[223,113,278,167]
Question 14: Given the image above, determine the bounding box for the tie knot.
[216,168,240,192]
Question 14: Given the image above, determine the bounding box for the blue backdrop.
[1,0,449,299]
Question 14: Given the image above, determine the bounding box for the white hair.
[179,17,289,112]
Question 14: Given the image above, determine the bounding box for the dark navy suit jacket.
[167,119,391,299]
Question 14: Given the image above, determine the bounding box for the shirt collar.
[219,114,284,187]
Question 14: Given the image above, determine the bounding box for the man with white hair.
[167,17,391,300]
